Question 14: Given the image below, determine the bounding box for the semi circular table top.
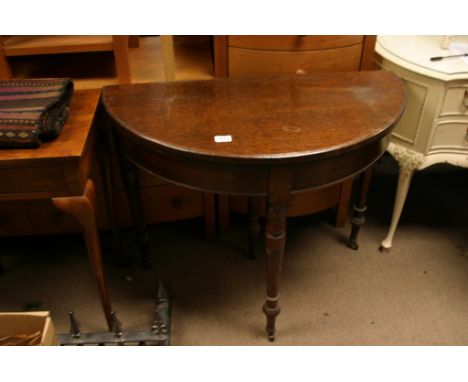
[101,72,406,165]
[100,72,406,195]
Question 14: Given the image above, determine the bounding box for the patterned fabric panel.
[0,79,74,148]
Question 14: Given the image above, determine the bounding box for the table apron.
[118,135,389,196]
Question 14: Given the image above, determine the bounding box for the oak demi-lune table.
[97,72,406,341]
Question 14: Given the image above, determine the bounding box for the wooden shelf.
[0,35,132,83]
[2,36,115,56]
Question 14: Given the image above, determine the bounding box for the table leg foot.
[263,303,281,342]
[379,244,391,253]
[347,205,366,250]
[52,179,113,330]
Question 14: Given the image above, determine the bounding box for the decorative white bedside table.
[375,35,468,251]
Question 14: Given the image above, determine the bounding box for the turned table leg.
[263,168,291,341]
[52,179,113,330]
[347,166,373,250]
[119,153,151,268]
[380,164,415,252]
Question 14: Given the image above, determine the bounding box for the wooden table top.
[0,89,100,167]
[102,72,406,164]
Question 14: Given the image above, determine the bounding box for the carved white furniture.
[375,35,468,251]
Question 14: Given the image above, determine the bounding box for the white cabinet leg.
[380,165,415,251]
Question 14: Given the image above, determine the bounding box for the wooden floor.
[8,36,214,89]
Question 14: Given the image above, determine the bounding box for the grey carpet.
[0,154,467,345]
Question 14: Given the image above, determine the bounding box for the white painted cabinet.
[375,35,468,251]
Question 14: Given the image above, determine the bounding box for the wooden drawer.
[140,184,204,223]
[0,183,206,236]
[0,166,66,195]
[228,35,363,51]
[108,183,205,228]
[429,121,468,152]
[26,200,80,235]
[440,87,468,117]
[0,201,34,236]
[228,44,363,77]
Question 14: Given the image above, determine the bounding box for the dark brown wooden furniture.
[97,72,406,341]
[0,89,113,329]
[213,36,377,246]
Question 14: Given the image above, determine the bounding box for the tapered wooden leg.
[380,164,415,251]
[119,153,151,268]
[347,166,373,250]
[247,196,262,259]
[52,179,113,330]
[263,168,292,341]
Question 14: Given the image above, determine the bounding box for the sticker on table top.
[214,135,232,143]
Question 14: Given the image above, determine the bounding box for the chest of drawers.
[376,35,468,250]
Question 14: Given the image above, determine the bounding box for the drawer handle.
[464,90,468,108]
[172,198,184,210]
[466,127,468,142]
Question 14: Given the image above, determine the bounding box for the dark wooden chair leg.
[95,105,132,267]
[263,168,291,342]
[118,153,151,268]
[98,138,131,268]
[347,166,374,250]
[247,196,262,259]
[52,179,113,330]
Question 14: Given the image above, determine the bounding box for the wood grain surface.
[102,72,406,164]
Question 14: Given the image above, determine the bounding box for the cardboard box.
[0,311,58,346]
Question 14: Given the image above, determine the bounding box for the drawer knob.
[172,198,184,209]
[464,90,468,108]
[296,68,306,75]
